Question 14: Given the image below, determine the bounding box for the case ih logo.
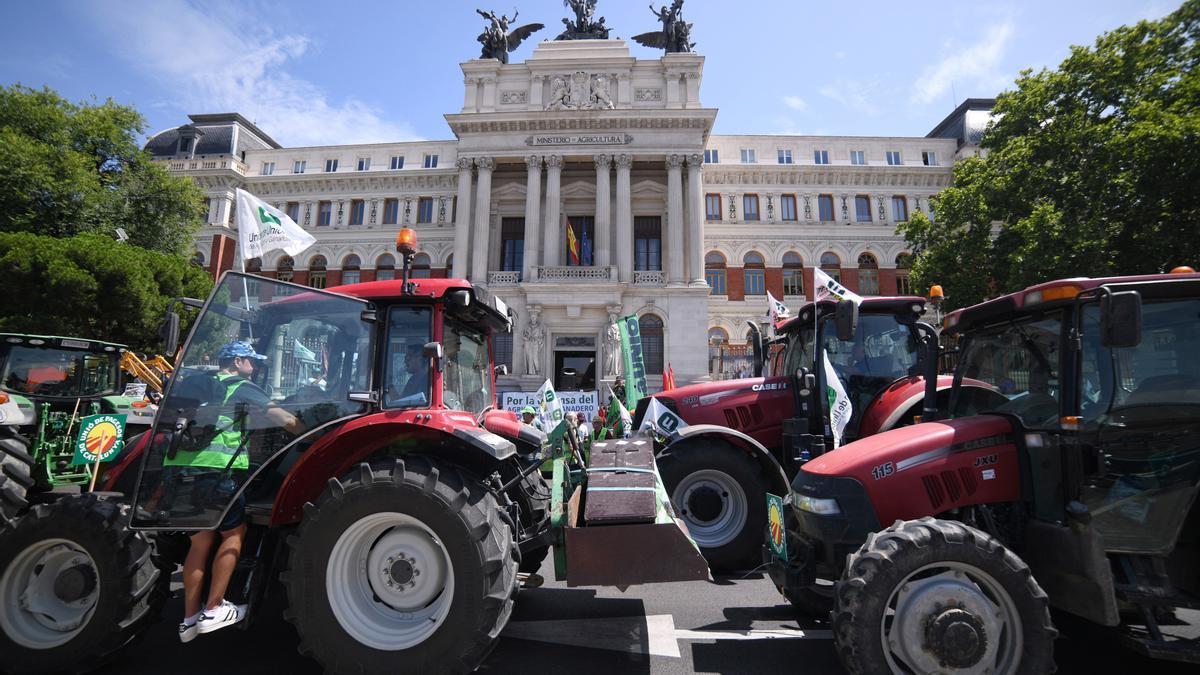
[752,382,789,392]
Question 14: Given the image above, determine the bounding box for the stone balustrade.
[487,270,521,285]
[632,270,666,286]
[533,265,617,283]
[162,158,247,175]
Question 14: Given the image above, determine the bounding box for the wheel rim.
[326,512,455,651]
[672,469,748,549]
[880,561,1023,675]
[0,538,100,649]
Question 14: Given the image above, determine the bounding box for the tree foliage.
[0,232,213,353]
[902,1,1200,310]
[0,85,205,256]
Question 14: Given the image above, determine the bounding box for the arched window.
[743,252,765,296]
[190,251,206,268]
[308,255,328,289]
[820,251,841,283]
[858,252,879,296]
[707,327,729,345]
[705,251,727,295]
[412,253,432,279]
[639,314,664,375]
[277,255,295,283]
[782,252,804,296]
[376,254,396,281]
[342,254,361,285]
[896,253,913,295]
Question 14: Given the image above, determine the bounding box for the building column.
[452,157,473,279]
[522,155,543,281]
[594,154,611,268]
[614,154,633,283]
[686,154,706,286]
[470,157,495,282]
[666,154,685,285]
[543,155,563,267]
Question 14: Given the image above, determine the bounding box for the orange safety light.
[132,401,149,408]
[395,228,418,256]
[929,285,944,300]
[1170,266,1196,274]
[1061,416,1081,431]
[0,392,8,405]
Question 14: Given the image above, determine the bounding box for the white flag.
[814,267,864,306]
[293,339,319,363]
[638,397,689,436]
[767,291,791,321]
[235,188,316,262]
[535,379,566,436]
[823,349,852,448]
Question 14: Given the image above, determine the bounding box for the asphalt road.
[96,557,1198,675]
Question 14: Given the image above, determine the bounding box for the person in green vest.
[169,341,304,643]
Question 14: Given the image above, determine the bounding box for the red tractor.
[770,271,1200,672]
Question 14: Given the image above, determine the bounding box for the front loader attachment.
[551,433,710,587]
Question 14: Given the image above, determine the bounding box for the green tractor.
[0,334,156,524]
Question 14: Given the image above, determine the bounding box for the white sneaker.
[196,600,246,634]
[178,612,201,643]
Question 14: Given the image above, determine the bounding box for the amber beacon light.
[396,227,418,256]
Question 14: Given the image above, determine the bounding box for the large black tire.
[833,518,1057,675]
[659,441,768,571]
[513,468,551,574]
[784,581,835,617]
[0,494,168,674]
[0,426,35,525]
[283,456,519,674]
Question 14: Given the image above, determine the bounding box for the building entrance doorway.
[555,351,596,391]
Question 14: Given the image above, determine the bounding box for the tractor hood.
[651,375,794,451]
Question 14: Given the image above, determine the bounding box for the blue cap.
[218,341,267,361]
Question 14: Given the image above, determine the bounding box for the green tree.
[0,232,213,352]
[0,85,205,255]
[902,1,1200,310]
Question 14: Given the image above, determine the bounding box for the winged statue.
[632,0,695,53]
[476,8,543,64]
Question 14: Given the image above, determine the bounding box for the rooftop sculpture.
[555,0,611,40]
[632,0,695,53]
[476,8,543,63]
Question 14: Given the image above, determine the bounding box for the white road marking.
[503,614,832,657]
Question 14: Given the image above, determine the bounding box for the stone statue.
[632,0,695,53]
[476,8,543,64]
[523,309,545,376]
[545,71,615,111]
[604,321,622,377]
[556,0,611,40]
[590,73,615,109]
[546,75,570,110]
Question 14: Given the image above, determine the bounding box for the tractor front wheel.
[833,518,1057,675]
[0,426,35,525]
[283,456,519,674]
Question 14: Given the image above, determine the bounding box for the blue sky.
[0,0,1177,147]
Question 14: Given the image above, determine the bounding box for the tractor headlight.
[795,494,841,516]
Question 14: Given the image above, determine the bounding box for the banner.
[235,188,316,261]
[502,390,599,421]
[814,267,863,306]
[617,314,648,408]
[767,291,791,321]
[534,379,567,443]
[71,414,126,466]
[823,348,852,448]
[766,493,787,560]
[638,397,689,436]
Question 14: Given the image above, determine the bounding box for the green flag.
[617,314,648,409]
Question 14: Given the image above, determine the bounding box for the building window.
[892,196,908,222]
[423,154,438,169]
[743,194,760,221]
[383,198,399,225]
[276,255,294,283]
[820,251,841,283]
[896,253,913,295]
[260,162,275,176]
[858,253,879,296]
[783,252,804,296]
[286,202,300,224]
[565,216,595,265]
[179,137,193,153]
[743,252,765,296]
[634,216,662,271]
[850,150,865,165]
[639,314,665,375]
[390,155,404,170]
[778,149,793,164]
[376,254,396,281]
[886,151,902,166]
[704,149,719,163]
[818,194,835,222]
[780,194,797,221]
[316,201,332,226]
[417,197,434,224]
[411,253,432,279]
[705,193,722,221]
[324,159,339,172]
[500,218,524,273]
[740,148,756,164]
[855,195,872,222]
[813,150,829,165]
[349,200,365,226]
[357,157,371,171]
[922,151,938,166]
[492,332,513,372]
[705,251,727,295]
[293,160,306,174]
[308,255,328,289]
[341,255,361,285]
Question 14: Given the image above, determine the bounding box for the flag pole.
[234,191,253,340]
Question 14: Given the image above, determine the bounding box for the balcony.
[532,266,617,283]
[487,270,521,285]
[632,270,665,286]
[160,157,248,175]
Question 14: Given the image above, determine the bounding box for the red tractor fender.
[269,409,515,527]
[801,415,1021,525]
[661,424,791,498]
[859,376,999,437]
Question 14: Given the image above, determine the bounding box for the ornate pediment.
[545,71,615,111]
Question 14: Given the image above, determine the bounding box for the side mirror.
[495,364,508,376]
[448,290,471,307]
[835,299,859,341]
[1100,291,1141,348]
[745,320,764,377]
[160,312,181,357]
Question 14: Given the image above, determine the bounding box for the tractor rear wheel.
[659,441,767,571]
[0,426,35,525]
[0,494,167,674]
[833,518,1057,675]
[283,456,519,674]
[513,468,551,574]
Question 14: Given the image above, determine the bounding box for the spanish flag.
[566,221,580,265]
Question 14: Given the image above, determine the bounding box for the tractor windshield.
[132,273,375,530]
[443,317,492,415]
[0,345,119,398]
[950,314,1063,428]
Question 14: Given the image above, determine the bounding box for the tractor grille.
[721,404,764,430]
[921,468,979,511]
